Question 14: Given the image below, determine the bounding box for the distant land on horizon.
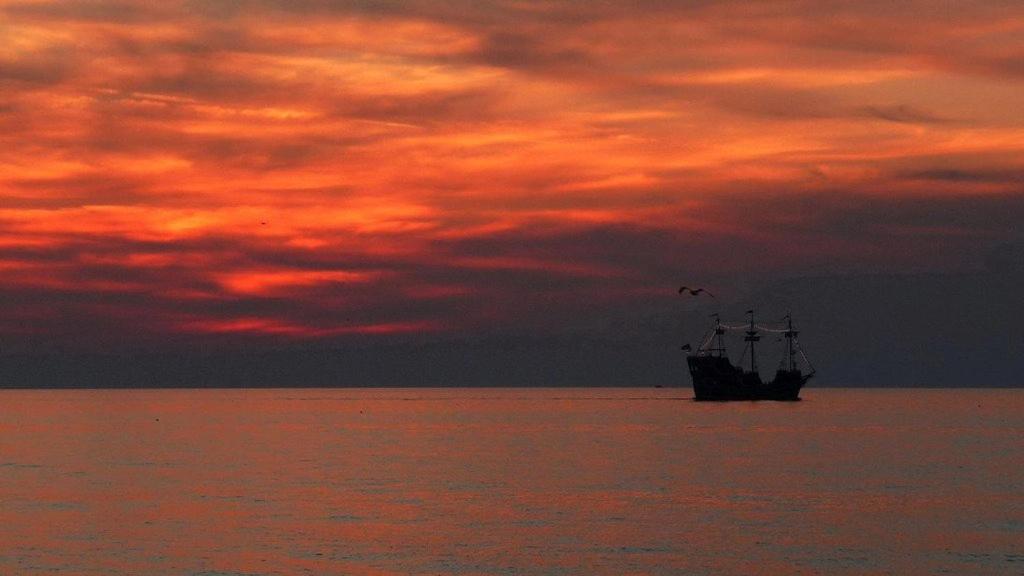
[3,267,1021,389]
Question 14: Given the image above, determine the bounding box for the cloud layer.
[2,0,1023,347]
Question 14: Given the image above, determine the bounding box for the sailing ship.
[686,311,814,401]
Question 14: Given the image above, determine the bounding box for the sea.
[0,388,1021,576]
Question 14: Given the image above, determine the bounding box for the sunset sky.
[2,0,1023,357]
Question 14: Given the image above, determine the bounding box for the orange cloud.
[1,0,1022,345]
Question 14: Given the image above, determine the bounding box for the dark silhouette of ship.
[686,311,814,401]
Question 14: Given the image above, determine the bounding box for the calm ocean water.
[0,388,1021,575]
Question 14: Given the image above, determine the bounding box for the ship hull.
[687,356,807,401]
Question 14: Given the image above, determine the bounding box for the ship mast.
[713,313,726,357]
[744,309,760,373]
[784,313,797,371]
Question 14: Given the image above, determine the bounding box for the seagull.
[678,286,715,298]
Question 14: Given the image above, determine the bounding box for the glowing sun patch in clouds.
[215,270,380,297]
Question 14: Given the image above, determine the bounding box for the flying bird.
[678,286,715,298]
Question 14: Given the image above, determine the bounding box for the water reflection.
[0,388,1021,575]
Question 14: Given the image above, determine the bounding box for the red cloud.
[1,0,1022,346]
